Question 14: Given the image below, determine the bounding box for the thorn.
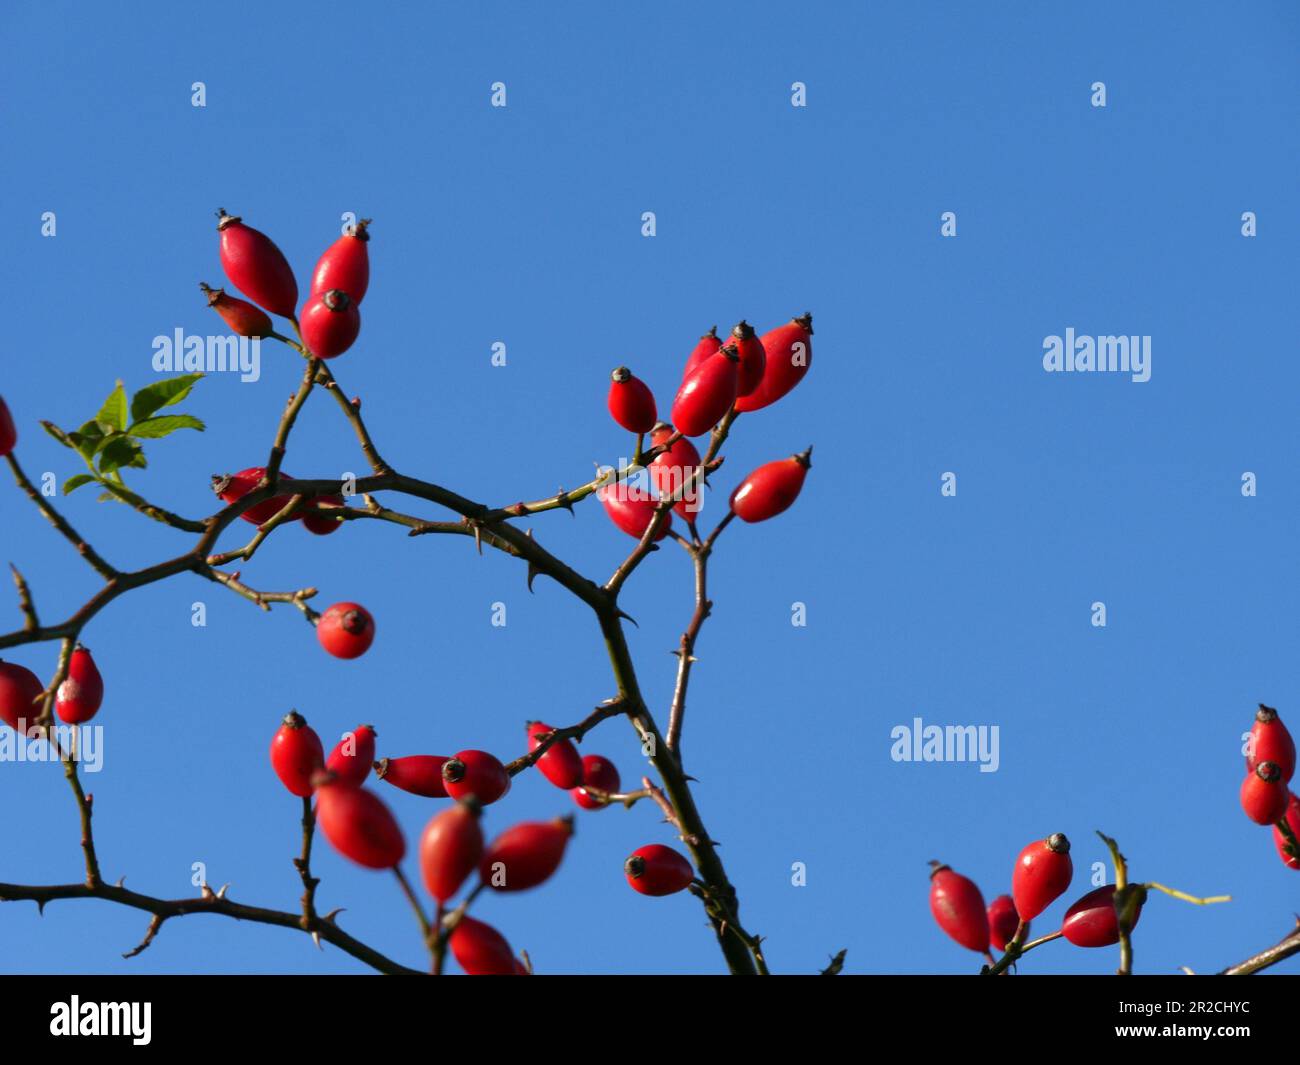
[324,907,345,924]
[311,931,323,951]
[615,608,639,628]
[216,883,230,899]
[554,487,575,515]
[36,899,46,915]
[116,876,125,888]
[472,523,483,555]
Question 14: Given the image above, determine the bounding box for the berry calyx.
[729,448,812,523]
[449,915,518,975]
[734,313,813,413]
[212,467,299,527]
[0,395,16,457]
[442,749,511,805]
[55,645,104,724]
[1247,704,1295,782]
[480,816,574,892]
[200,282,273,339]
[527,721,584,790]
[312,775,405,869]
[1241,761,1289,825]
[419,800,484,902]
[624,844,695,896]
[597,481,672,541]
[928,861,990,954]
[670,344,739,437]
[375,755,451,798]
[571,754,620,811]
[268,710,325,797]
[0,660,44,731]
[1271,792,1300,870]
[986,893,1024,953]
[216,209,298,317]
[682,326,721,381]
[302,494,345,536]
[648,423,703,521]
[300,288,361,360]
[326,724,378,787]
[727,320,767,397]
[1011,833,1073,921]
[316,602,375,659]
[311,219,371,305]
[607,367,658,434]
[1060,884,1144,948]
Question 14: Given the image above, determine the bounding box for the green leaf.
[62,474,97,495]
[97,436,146,476]
[41,421,74,448]
[127,414,205,439]
[74,420,106,463]
[95,382,129,432]
[130,373,203,424]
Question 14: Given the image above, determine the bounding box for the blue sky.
[1,1,1297,975]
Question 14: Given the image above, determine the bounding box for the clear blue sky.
[1,1,1297,975]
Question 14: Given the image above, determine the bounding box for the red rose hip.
[303,494,345,536]
[986,894,1024,953]
[311,219,371,304]
[269,710,325,797]
[681,326,721,381]
[216,209,298,317]
[607,367,657,434]
[313,776,405,869]
[212,467,299,527]
[326,724,377,787]
[571,754,620,810]
[597,482,671,541]
[671,344,739,437]
[376,755,451,798]
[1241,761,1289,825]
[419,801,484,902]
[734,313,813,413]
[317,602,375,659]
[200,282,273,338]
[0,394,16,457]
[1060,884,1144,948]
[1011,833,1073,921]
[527,721,584,790]
[727,321,767,397]
[55,645,103,724]
[442,749,511,805]
[1247,704,1295,782]
[300,289,360,360]
[0,660,44,731]
[648,423,703,520]
[480,816,574,892]
[450,915,517,975]
[625,844,694,896]
[729,448,812,523]
[928,861,990,953]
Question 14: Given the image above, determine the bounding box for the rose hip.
[316,602,375,659]
[1011,833,1073,921]
[986,894,1024,953]
[269,710,325,797]
[442,750,511,805]
[1241,761,1289,825]
[419,800,483,902]
[625,844,695,896]
[734,313,812,412]
[0,660,44,731]
[527,721,584,790]
[200,283,273,339]
[326,724,377,787]
[311,219,371,304]
[55,645,104,724]
[216,209,298,317]
[571,754,620,811]
[376,755,451,798]
[480,816,574,892]
[1247,704,1295,782]
[607,367,657,434]
[313,776,405,869]
[729,449,812,523]
[929,862,990,953]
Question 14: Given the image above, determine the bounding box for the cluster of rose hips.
[601,316,814,537]
[0,645,104,729]
[269,712,697,974]
[930,832,1146,962]
[1239,704,1299,869]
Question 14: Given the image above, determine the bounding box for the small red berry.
[671,344,739,436]
[419,800,484,902]
[302,494,345,536]
[300,289,360,360]
[442,750,511,805]
[269,711,325,797]
[928,862,990,954]
[571,754,620,811]
[682,326,721,381]
[1241,761,1289,825]
[625,844,694,896]
[326,724,377,787]
[316,602,375,659]
[527,721,584,790]
[376,755,451,798]
[480,816,574,892]
[1011,833,1073,921]
[1060,884,1144,948]
[607,367,657,434]
[1271,792,1300,870]
[216,209,298,317]
[1247,704,1295,782]
[0,394,16,457]
[0,660,44,731]
[55,645,103,724]
[648,423,703,521]
[311,219,371,304]
[212,467,299,526]
[313,776,405,869]
[200,282,273,338]
[986,894,1024,953]
[734,313,813,413]
[449,915,517,975]
[727,321,767,397]
[729,448,812,523]
[597,482,672,541]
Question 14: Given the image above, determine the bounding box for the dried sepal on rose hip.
[55,645,104,725]
[1011,832,1073,922]
[0,659,44,731]
[376,755,451,798]
[624,843,695,896]
[607,366,657,434]
[312,771,405,870]
[729,448,812,523]
[734,312,813,413]
[442,749,511,805]
[420,799,483,902]
[316,602,375,659]
[216,209,298,317]
[928,861,990,954]
[268,711,326,797]
[671,343,739,437]
[199,282,273,339]
[300,288,361,360]
[311,218,371,305]
[480,816,574,893]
